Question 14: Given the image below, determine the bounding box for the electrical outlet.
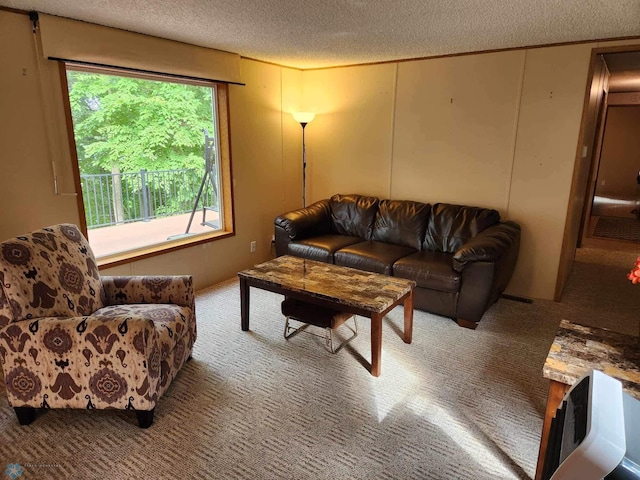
[250,241,256,253]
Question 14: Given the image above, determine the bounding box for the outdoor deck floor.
[88,211,218,258]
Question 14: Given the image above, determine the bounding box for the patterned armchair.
[0,224,196,428]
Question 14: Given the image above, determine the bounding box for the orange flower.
[629,258,640,284]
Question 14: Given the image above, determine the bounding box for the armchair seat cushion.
[334,241,417,275]
[288,234,362,263]
[393,251,461,293]
[90,303,191,359]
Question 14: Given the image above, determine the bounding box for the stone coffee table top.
[238,255,416,314]
[543,319,640,399]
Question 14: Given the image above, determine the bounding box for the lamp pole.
[301,122,307,207]
[292,112,315,208]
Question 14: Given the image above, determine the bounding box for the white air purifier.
[542,369,640,480]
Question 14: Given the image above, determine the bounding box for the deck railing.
[80,168,216,228]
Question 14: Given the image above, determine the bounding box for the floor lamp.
[292,112,315,207]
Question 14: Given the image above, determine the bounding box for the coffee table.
[238,255,416,377]
[534,319,640,480]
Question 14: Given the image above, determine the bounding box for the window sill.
[96,230,234,270]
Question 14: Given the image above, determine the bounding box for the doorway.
[583,51,640,246]
[555,45,640,301]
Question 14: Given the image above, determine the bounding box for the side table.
[534,319,640,480]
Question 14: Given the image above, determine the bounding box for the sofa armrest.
[274,199,332,256]
[452,221,521,272]
[101,276,195,310]
[454,222,520,325]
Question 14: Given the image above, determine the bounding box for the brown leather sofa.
[274,194,520,329]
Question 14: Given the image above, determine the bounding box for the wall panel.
[507,44,594,299]
[391,51,525,209]
[0,11,80,240]
[302,64,397,202]
[595,106,640,200]
[281,68,305,213]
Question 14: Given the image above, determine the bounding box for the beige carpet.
[1,247,639,479]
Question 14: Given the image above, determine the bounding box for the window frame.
[59,62,235,268]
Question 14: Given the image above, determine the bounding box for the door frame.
[555,43,640,301]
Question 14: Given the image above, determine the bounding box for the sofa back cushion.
[0,224,106,321]
[330,194,379,239]
[424,203,500,253]
[372,199,431,249]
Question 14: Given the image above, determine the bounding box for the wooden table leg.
[370,312,383,377]
[403,288,414,344]
[534,380,570,480]
[240,276,250,331]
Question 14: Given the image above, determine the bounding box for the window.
[62,64,234,265]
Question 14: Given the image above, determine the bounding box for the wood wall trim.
[591,44,640,55]
[241,56,303,71]
[219,83,237,234]
[554,48,600,302]
[213,83,236,234]
[608,92,640,105]
[302,37,640,72]
[0,5,30,15]
[58,62,89,236]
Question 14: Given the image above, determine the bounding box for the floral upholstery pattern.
[2,316,158,410]
[0,224,105,321]
[0,225,197,423]
[0,286,12,329]
[91,304,192,361]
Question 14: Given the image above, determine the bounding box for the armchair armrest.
[101,276,195,310]
[452,221,521,272]
[274,199,332,256]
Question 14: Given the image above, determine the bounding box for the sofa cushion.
[0,224,105,321]
[288,235,362,263]
[393,251,461,293]
[372,199,431,250]
[329,194,379,240]
[334,241,417,275]
[424,203,500,253]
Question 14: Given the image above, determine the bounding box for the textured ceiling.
[2,0,640,69]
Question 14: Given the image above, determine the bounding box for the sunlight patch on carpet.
[369,350,418,423]
[409,396,517,479]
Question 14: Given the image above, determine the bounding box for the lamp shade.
[292,112,316,124]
